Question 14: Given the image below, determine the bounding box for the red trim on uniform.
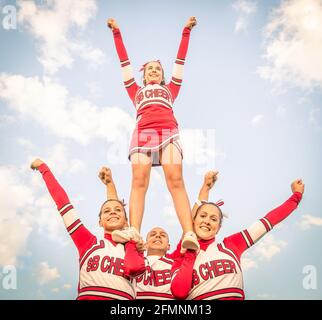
[160,257,174,266]
[124,78,135,86]
[129,133,180,155]
[60,204,73,216]
[121,61,131,67]
[260,218,271,232]
[217,296,245,300]
[217,243,242,270]
[138,99,172,111]
[137,292,174,299]
[243,229,254,246]
[163,85,174,103]
[67,219,81,232]
[171,76,182,83]
[175,60,185,65]
[79,286,134,300]
[193,287,245,300]
[69,224,82,236]
[69,223,84,236]
[77,295,114,300]
[58,202,72,212]
[79,240,105,268]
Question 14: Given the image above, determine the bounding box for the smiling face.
[193,204,222,240]
[146,227,170,256]
[143,61,164,85]
[99,200,127,233]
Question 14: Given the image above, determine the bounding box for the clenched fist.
[203,170,219,189]
[291,179,305,194]
[185,16,197,29]
[107,18,118,30]
[30,158,44,170]
[98,167,113,185]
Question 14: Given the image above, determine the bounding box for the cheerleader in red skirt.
[107,17,199,252]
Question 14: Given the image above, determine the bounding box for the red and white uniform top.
[169,192,303,300]
[39,163,135,300]
[133,255,174,300]
[112,27,191,160]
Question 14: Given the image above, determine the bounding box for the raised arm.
[31,159,96,257]
[191,170,219,217]
[167,16,197,100]
[224,180,305,260]
[98,166,119,200]
[107,18,139,102]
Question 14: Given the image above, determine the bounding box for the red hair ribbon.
[215,200,224,207]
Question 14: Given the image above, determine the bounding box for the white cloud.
[257,0,322,89]
[253,234,287,260]
[17,0,104,74]
[0,142,90,266]
[37,261,60,285]
[0,74,135,145]
[180,129,217,167]
[241,256,258,271]
[235,17,248,33]
[51,288,60,293]
[63,283,72,290]
[233,0,257,14]
[0,166,34,266]
[34,193,69,245]
[17,138,35,150]
[251,114,264,127]
[256,293,275,299]
[297,214,322,230]
[31,143,86,176]
[232,0,257,33]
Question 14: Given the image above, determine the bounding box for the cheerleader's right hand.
[107,18,118,30]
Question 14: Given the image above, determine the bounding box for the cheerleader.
[107,17,199,252]
[169,172,305,300]
[99,167,174,299]
[31,159,136,300]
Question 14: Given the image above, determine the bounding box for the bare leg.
[160,143,193,234]
[129,152,152,233]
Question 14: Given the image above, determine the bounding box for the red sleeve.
[112,28,139,102]
[166,240,182,260]
[124,240,146,277]
[170,250,196,300]
[224,192,303,260]
[167,27,191,101]
[38,163,96,257]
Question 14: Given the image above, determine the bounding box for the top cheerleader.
[107,17,199,252]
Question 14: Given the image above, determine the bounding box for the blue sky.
[0,0,321,299]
